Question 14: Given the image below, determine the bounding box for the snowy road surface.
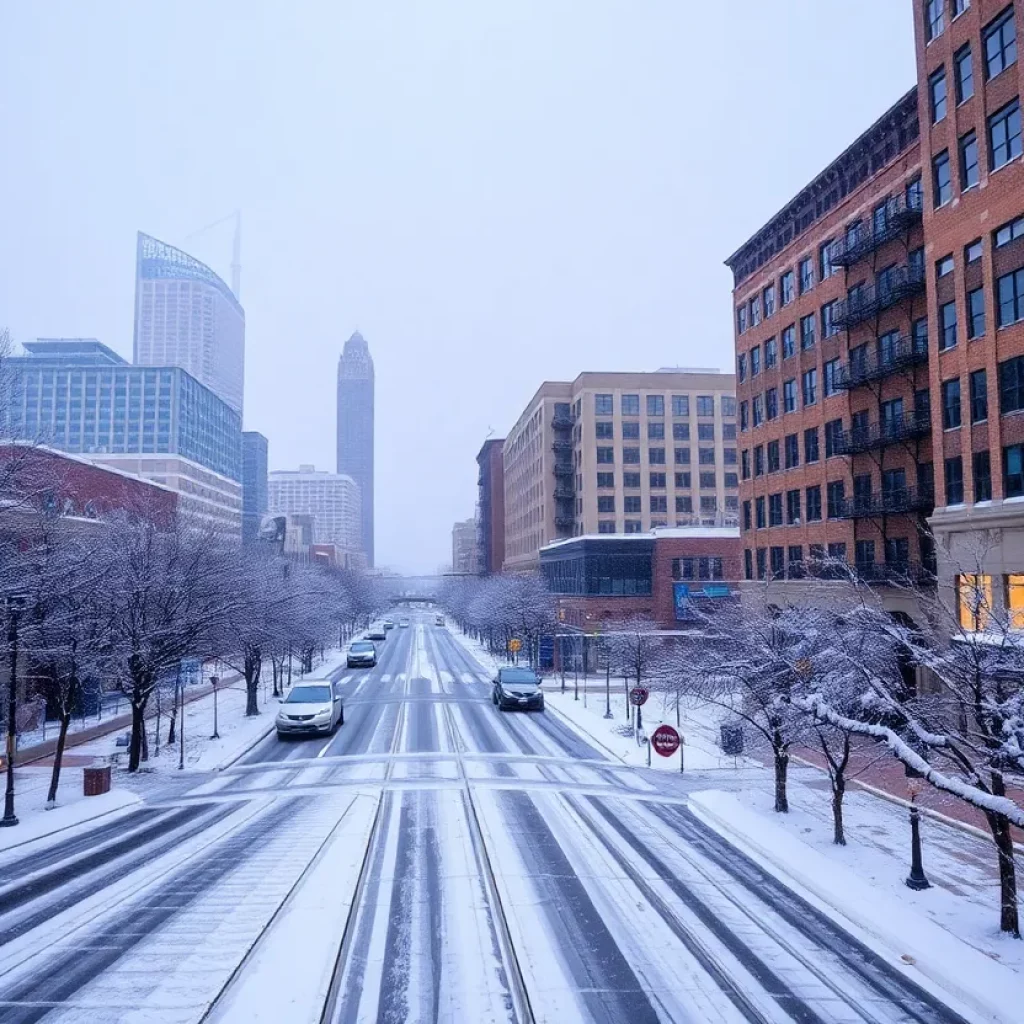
[0,616,983,1023]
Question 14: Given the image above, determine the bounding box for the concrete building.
[476,437,505,574]
[540,526,742,631]
[3,339,243,536]
[503,370,738,570]
[337,331,375,566]
[911,0,1024,626]
[133,232,245,415]
[268,465,361,554]
[241,431,268,545]
[452,517,479,574]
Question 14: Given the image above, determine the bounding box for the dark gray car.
[492,666,544,711]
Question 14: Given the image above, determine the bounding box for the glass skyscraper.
[242,431,269,544]
[337,331,374,565]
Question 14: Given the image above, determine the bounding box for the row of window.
[744,537,917,581]
[925,1,1015,89]
[595,446,736,465]
[598,495,733,516]
[672,556,725,582]
[592,393,729,417]
[596,470,738,489]
[945,443,1024,503]
[957,572,1024,631]
[593,420,736,441]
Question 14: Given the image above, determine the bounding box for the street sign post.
[651,724,680,757]
[629,686,649,706]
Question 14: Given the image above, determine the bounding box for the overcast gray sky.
[0,1,916,573]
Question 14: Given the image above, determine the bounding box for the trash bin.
[720,723,744,756]
[83,765,112,796]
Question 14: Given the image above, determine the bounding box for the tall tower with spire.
[336,331,375,565]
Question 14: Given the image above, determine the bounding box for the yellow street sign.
[509,639,522,653]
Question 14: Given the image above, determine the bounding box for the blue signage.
[673,582,691,620]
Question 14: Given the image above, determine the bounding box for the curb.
[0,791,144,856]
[214,720,277,771]
[545,699,630,764]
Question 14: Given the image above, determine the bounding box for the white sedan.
[276,682,344,738]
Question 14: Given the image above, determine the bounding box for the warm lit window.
[1006,575,1024,629]
[958,574,992,631]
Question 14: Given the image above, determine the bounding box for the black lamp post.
[604,661,612,719]
[210,676,220,739]
[904,773,931,891]
[2,595,26,827]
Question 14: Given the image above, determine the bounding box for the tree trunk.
[986,772,1020,937]
[141,716,149,762]
[244,649,261,717]
[272,659,280,698]
[128,700,147,772]
[46,710,72,807]
[773,747,789,813]
[832,776,846,845]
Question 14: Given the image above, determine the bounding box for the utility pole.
[2,597,24,827]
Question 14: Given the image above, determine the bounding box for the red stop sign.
[651,724,681,757]
[629,686,649,706]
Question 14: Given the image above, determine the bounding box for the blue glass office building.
[2,340,241,482]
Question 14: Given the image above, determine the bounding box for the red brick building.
[539,527,741,630]
[476,437,505,574]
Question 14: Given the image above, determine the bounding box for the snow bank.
[689,790,1024,1023]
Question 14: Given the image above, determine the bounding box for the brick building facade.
[476,437,505,574]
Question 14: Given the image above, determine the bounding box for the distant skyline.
[337,331,375,566]
[0,1,916,571]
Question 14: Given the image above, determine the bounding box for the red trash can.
[83,765,111,796]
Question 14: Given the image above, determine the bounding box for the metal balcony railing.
[553,462,574,478]
[551,439,573,453]
[835,485,935,519]
[833,411,931,455]
[553,515,575,529]
[853,560,936,587]
[832,265,926,329]
[552,485,575,500]
[552,413,574,430]
[833,333,928,390]
[828,193,923,268]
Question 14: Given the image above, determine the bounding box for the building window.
[756,548,767,580]
[819,240,835,281]
[796,256,813,295]
[824,418,844,458]
[722,396,736,418]
[940,301,958,350]
[964,241,982,268]
[724,473,738,489]
[764,336,778,368]
[597,471,614,488]
[786,489,801,525]
[784,433,799,469]
[1006,443,1024,497]
[942,378,962,429]
[929,66,947,122]
[741,449,750,479]
[622,394,640,416]
[960,131,979,189]
[933,150,952,206]
[804,426,819,463]
[671,395,689,417]
[781,270,795,304]
[990,100,1022,170]
[673,422,691,442]
[622,447,640,464]
[648,421,665,440]
[764,283,776,318]
[753,395,764,427]
[958,574,992,631]
[744,549,753,579]
[699,447,716,465]
[697,422,715,441]
[742,500,752,530]
[596,421,614,439]
[806,485,822,521]
[953,0,969,17]
[963,288,985,340]
[787,546,804,577]
[782,324,796,358]
[750,295,762,326]
[937,254,954,279]
[597,446,614,464]
[996,215,1024,248]
[970,368,988,422]
[1007,574,1024,628]
[823,358,840,397]
[699,471,716,488]
[770,546,785,579]
[783,378,797,413]
[997,268,1024,327]
[595,393,613,415]
[674,472,690,489]
[754,445,764,476]
[974,450,993,501]
[802,368,818,407]
[624,520,642,534]
[946,455,965,503]
[925,0,944,41]
[650,495,667,514]
[650,471,666,488]
[800,314,816,350]
[597,496,615,513]
[826,480,845,519]
[624,495,642,514]
[737,354,747,382]
[766,388,778,420]
[750,346,761,377]
[646,394,664,417]
[622,421,640,439]
[855,540,876,571]
[984,7,1017,79]
[696,396,715,417]
[767,440,780,473]
[677,495,693,514]
[755,496,766,529]
[597,520,616,534]
[675,447,690,465]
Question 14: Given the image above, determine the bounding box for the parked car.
[399,617,410,627]
[492,666,544,712]
[347,640,377,668]
[276,681,344,737]
[366,626,387,641]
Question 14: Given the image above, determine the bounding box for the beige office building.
[503,370,737,570]
[451,517,479,575]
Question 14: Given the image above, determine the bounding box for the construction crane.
[182,210,241,299]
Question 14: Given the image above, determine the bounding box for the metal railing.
[551,439,573,453]
[833,333,928,390]
[552,414,574,429]
[835,485,934,519]
[552,485,575,500]
[853,560,936,587]
[552,462,574,477]
[828,193,923,268]
[833,411,931,455]
[832,265,926,329]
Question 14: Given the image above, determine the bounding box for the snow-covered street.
[0,614,1018,1023]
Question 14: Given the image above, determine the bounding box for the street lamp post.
[178,671,186,770]
[604,661,612,719]
[2,596,25,827]
[905,784,931,891]
[210,676,220,739]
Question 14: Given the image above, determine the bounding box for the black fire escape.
[827,189,936,586]
[552,403,575,537]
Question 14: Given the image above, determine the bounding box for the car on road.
[435,614,444,626]
[399,617,410,627]
[276,681,344,738]
[492,666,545,712]
[382,619,395,631]
[366,626,387,641]
[347,640,377,668]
